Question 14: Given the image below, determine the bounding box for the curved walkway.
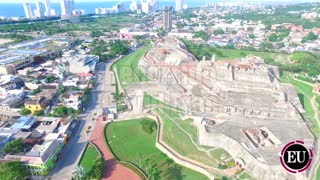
[89,117,140,180]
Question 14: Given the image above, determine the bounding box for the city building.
[23,3,33,19]
[163,6,173,31]
[44,0,52,16]
[60,91,84,110]
[5,140,63,175]
[0,93,26,116]
[36,117,62,134]
[112,3,125,13]
[130,0,138,11]
[67,55,99,74]
[35,1,45,18]
[72,10,85,15]
[141,0,158,14]
[24,96,48,114]
[60,0,74,16]
[11,116,36,131]
[176,0,183,11]
[0,54,35,74]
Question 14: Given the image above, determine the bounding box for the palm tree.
[72,166,86,180]
[149,167,160,180]
[142,158,150,173]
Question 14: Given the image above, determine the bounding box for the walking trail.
[89,117,140,180]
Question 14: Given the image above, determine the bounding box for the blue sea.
[0,1,207,18]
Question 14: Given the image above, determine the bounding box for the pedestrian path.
[89,117,140,180]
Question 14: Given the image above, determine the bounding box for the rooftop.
[11,116,35,130]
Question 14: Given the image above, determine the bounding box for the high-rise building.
[44,0,51,16]
[23,3,33,19]
[35,1,45,18]
[141,0,158,13]
[60,0,74,16]
[130,0,138,12]
[175,0,183,11]
[163,6,172,31]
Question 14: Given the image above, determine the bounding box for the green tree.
[303,32,318,41]
[34,110,44,116]
[89,158,104,179]
[52,106,68,117]
[71,86,79,91]
[20,107,31,116]
[248,34,255,39]
[0,161,28,180]
[58,86,65,94]
[45,75,55,83]
[32,88,40,95]
[2,139,24,154]
[193,30,210,41]
[213,29,225,35]
[277,42,285,48]
[140,119,156,134]
[109,41,128,57]
[268,33,278,42]
[90,30,104,38]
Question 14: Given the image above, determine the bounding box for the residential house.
[5,140,63,175]
[60,91,84,111]
[24,96,48,114]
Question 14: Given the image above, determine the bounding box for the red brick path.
[89,118,140,180]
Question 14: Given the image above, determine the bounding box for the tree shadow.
[165,165,183,180]
[297,93,305,109]
[103,159,117,178]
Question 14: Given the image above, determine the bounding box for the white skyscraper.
[44,0,52,16]
[176,0,183,11]
[60,0,74,16]
[23,3,33,19]
[130,0,138,11]
[35,1,45,18]
[140,0,158,13]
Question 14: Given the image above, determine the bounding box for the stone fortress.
[134,37,316,179]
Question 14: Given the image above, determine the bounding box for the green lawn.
[143,93,183,112]
[79,144,101,174]
[237,172,255,180]
[154,108,226,168]
[105,119,208,180]
[215,48,289,62]
[315,164,320,180]
[209,149,232,162]
[280,72,320,137]
[112,46,150,87]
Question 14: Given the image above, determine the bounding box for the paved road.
[49,60,115,179]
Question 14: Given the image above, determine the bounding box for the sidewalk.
[89,117,140,180]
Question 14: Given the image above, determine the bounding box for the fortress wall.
[198,125,308,180]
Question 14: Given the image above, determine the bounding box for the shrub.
[32,88,40,95]
[34,110,44,116]
[88,158,104,179]
[2,139,24,154]
[140,119,156,134]
[20,107,31,116]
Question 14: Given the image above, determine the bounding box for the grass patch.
[154,108,222,167]
[79,144,101,174]
[237,172,255,180]
[215,48,289,62]
[112,46,150,87]
[105,118,208,180]
[315,164,320,180]
[143,93,183,111]
[280,72,320,137]
[209,149,232,162]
